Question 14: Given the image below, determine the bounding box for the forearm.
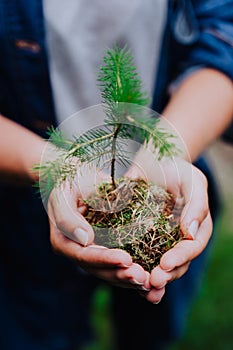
[0,114,46,183]
[163,68,233,162]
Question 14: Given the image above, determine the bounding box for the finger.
[160,213,212,271]
[49,186,94,246]
[124,165,142,180]
[144,286,166,304]
[116,263,150,289]
[150,263,190,289]
[75,165,111,197]
[87,263,150,290]
[180,167,209,239]
[50,225,133,268]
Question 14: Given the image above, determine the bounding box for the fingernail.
[141,286,151,292]
[153,300,161,305]
[73,228,88,246]
[131,278,144,286]
[188,220,199,239]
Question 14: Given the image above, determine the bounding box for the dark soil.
[85,179,183,272]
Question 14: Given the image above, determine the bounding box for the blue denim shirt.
[153,0,233,111]
[0,0,233,131]
[0,1,231,349]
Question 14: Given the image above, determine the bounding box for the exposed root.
[85,179,183,272]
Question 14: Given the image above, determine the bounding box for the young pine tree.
[35,47,182,272]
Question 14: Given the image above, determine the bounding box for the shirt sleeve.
[172,0,233,82]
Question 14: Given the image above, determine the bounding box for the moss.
[85,178,183,272]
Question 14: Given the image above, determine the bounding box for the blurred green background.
[170,141,233,350]
[84,140,233,350]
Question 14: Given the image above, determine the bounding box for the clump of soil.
[85,179,183,272]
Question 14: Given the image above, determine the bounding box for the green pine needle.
[33,46,178,196]
[98,46,150,108]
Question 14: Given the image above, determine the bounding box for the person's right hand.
[47,169,151,291]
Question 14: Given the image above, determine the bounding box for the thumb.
[124,164,145,180]
[180,167,209,240]
[49,188,94,246]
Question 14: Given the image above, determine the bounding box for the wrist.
[0,115,49,184]
[23,138,47,183]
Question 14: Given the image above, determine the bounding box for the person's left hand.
[125,151,212,303]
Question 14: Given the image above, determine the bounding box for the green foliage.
[46,126,71,150]
[98,46,149,109]
[33,153,77,201]
[34,46,178,194]
[68,127,114,163]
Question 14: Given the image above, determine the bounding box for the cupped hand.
[47,166,150,291]
[125,150,213,303]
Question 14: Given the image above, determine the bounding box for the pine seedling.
[35,47,183,271]
[36,46,177,197]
